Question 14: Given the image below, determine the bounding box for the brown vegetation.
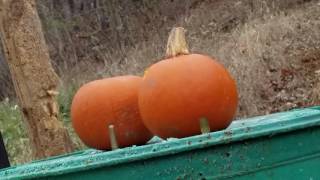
[1,0,320,118]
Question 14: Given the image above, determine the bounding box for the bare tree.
[0,0,74,159]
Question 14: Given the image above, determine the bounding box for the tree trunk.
[0,0,74,159]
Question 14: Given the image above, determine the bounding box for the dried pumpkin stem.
[200,118,210,134]
[108,124,119,150]
[165,27,190,58]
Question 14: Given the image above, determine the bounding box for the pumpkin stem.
[108,125,119,150]
[200,118,210,134]
[165,27,190,58]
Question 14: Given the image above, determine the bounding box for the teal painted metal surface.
[1,107,320,179]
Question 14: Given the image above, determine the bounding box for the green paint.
[1,106,320,179]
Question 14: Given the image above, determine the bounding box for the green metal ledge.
[1,106,320,179]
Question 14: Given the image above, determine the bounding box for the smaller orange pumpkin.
[71,76,152,150]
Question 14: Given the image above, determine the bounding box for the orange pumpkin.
[138,28,238,138]
[71,76,152,150]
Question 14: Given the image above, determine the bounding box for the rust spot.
[224,131,233,136]
[203,158,209,164]
[199,172,208,179]
[225,152,231,157]
[226,164,232,171]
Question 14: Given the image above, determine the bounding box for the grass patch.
[0,100,32,165]
[0,84,86,165]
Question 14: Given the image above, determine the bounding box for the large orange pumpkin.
[71,76,152,150]
[138,28,238,139]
